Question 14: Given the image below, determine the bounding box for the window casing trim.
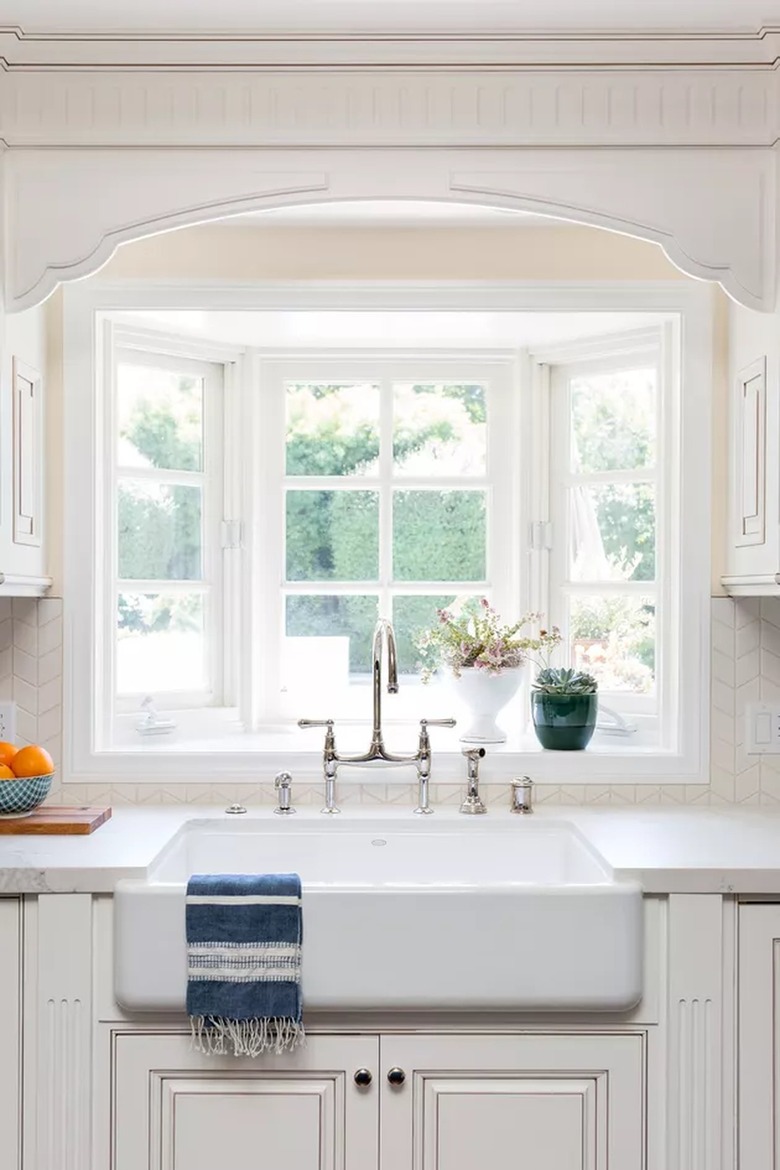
[62,279,713,785]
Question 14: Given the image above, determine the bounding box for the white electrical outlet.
[747,703,780,754]
[0,701,16,742]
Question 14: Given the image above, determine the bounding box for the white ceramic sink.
[114,816,643,1011]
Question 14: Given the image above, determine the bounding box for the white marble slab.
[3,804,780,893]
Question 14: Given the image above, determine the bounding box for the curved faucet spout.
[372,618,399,743]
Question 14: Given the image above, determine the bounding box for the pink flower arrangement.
[415,598,561,681]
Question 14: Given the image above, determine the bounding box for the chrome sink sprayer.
[299,618,456,814]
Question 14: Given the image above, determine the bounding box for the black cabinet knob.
[387,1067,406,1086]
[354,1068,373,1087]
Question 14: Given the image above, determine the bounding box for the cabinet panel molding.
[423,1074,600,1170]
[734,356,767,548]
[157,1074,335,1170]
[11,356,43,548]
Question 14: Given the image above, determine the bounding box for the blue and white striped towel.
[186,873,304,1057]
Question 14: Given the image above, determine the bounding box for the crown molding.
[3,25,780,69]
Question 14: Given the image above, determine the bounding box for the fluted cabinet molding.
[666,895,730,1170]
[0,69,776,149]
[24,895,93,1170]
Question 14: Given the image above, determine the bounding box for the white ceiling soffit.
[222,202,555,228]
[2,0,780,34]
[113,309,669,350]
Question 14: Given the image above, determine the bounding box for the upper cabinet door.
[380,1032,645,1170]
[723,315,780,596]
[111,1030,379,1170]
[12,357,43,548]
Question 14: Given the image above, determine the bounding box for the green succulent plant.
[533,667,598,695]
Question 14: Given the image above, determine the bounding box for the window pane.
[393,383,487,476]
[285,595,378,677]
[285,383,380,476]
[393,490,486,581]
[569,483,655,582]
[118,480,202,581]
[570,594,655,694]
[392,594,469,675]
[117,364,203,472]
[286,491,379,581]
[571,368,656,473]
[117,592,206,693]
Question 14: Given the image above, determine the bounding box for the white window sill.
[74,718,705,785]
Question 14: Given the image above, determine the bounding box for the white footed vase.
[449,665,524,743]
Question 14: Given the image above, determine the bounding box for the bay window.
[63,283,711,783]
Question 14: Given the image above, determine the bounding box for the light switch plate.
[747,703,780,754]
[0,701,16,743]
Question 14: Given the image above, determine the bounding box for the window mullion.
[254,358,287,725]
[379,375,394,620]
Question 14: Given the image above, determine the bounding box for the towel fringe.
[190,1014,306,1057]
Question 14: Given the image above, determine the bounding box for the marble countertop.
[3,804,780,895]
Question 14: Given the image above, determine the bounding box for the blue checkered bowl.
[0,773,53,817]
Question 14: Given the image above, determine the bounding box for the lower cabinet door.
[380,1032,645,1170]
[739,903,780,1169]
[111,1031,379,1170]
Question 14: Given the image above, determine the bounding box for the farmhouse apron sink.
[114,817,642,1011]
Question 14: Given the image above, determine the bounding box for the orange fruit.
[10,745,54,778]
[0,764,14,780]
[0,742,17,767]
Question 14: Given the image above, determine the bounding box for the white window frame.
[543,327,671,739]
[109,341,225,715]
[63,280,712,786]
[254,354,520,726]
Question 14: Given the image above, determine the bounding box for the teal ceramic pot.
[531,692,598,751]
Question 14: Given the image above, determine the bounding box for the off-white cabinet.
[107,1027,645,1170]
[0,898,22,1170]
[0,306,51,596]
[110,1031,379,1170]
[381,1033,645,1170]
[723,308,780,596]
[738,903,780,1168]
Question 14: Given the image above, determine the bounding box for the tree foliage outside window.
[116,369,661,688]
[117,369,204,638]
[285,383,488,671]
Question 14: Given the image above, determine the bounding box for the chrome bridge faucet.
[299,618,456,815]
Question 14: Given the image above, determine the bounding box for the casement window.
[111,349,224,711]
[257,357,518,725]
[64,284,710,783]
[545,331,672,743]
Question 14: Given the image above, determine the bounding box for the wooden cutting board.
[0,806,112,835]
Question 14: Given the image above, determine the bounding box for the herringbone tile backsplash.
[6,596,780,807]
